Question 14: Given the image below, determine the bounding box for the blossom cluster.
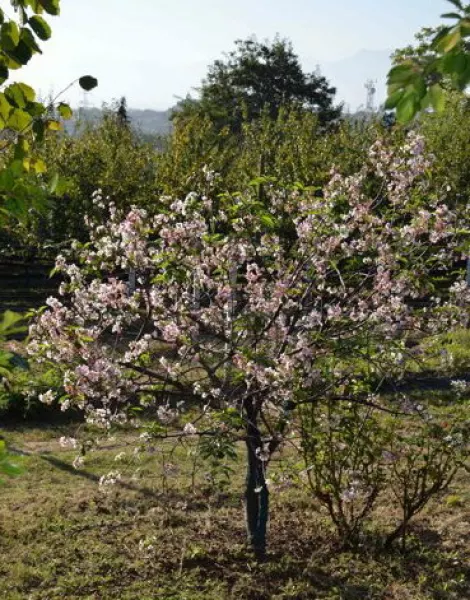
[28,134,470,443]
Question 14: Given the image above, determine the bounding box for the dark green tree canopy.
[175,36,341,131]
[116,96,130,127]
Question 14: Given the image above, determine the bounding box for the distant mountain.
[320,49,393,112]
[66,107,172,136]
[126,108,173,135]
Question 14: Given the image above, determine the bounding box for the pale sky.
[10,0,450,110]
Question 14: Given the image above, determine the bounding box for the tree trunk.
[244,399,269,559]
[384,515,410,551]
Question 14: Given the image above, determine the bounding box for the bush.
[299,396,469,549]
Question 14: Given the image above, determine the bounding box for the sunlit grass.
[0,423,468,600]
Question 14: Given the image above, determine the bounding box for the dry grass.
[0,423,468,600]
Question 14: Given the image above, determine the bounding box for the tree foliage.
[420,91,470,206]
[34,104,157,244]
[0,0,97,225]
[175,36,341,133]
[386,0,470,122]
[157,105,380,202]
[0,0,96,480]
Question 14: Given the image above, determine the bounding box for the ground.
[0,424,468,600]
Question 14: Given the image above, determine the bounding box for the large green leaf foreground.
[386,0,470,122]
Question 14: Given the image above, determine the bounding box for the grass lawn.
[0,424,468,600]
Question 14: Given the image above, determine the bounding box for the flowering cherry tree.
[28,133,469,556]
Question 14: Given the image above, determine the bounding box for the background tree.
[158,103,377,206]
[35,103,157,244]
[175,36,341,133]
[116,96,130,128]
[420,90,470,207]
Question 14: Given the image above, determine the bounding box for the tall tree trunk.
[244,399,269,559]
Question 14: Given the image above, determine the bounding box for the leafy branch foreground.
[0,0,97,480]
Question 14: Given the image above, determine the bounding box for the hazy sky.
[16,0,448,110]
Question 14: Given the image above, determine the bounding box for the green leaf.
[0,96,11,127]
[2,460,22,476]
[0,22,20,51]
[20,27,42,54]
[4,83,34,109]
[0,458,22,477]
[4,53,22,70]
[19,83,35,103]
[31,158,46,174]
[0,310,26,336]
[6,39,34,66]
[26,101,45,118]
[57,102,72,120]
[384,88,405,110]
[456,64,470,88]
[387,63,417,85]
[432,26,452,48]
[0,350,14,368]
[32,118,45,141]
[446,0,463,10]
[8,159,27,178]
[39,0,60,16]
[441,12,462,19]
[396,92,420,124]
[435,27,461,53]
[28,15,51,40]
[52,174,72,195]
[410,76,426,99]
[46,119,61,131]
[5,83,26,108]
[27,1,45,14]
[0,167,15,191]
[460,18,470,36]
[78,75,98,91]
[48,171,59,193]
[441,50,468,75]
[260,213,275,229]
[428,84,446,112]
[7,108,31,131]
[0,64,8,85]
[13,137,30,160]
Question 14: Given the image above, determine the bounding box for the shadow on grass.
[189,530,470,599]
[3,442,468,599]
[38,453,164,500]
